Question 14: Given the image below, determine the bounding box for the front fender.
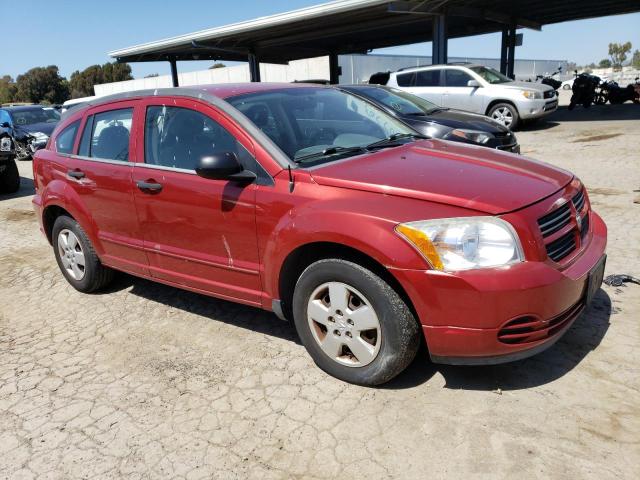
[260,196,431,300]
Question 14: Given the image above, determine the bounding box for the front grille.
[572,188,585,212]
[498,299,584,345]
[537,202,571,238]
[544,101,558,111]
[546,230,576,262]
[580,213,590,240]
[544,90,556,99]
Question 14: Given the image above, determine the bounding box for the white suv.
[382,63,558,130]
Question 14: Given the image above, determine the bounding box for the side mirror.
[0,122,10,128]
[195,152,256,183]
[467,80,480,88]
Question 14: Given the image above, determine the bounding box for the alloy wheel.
[57,229,86,281]
[306,281,381,367]
[491,107,513,127]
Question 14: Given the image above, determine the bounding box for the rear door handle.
[136,180,163,193]
[67,169,85,179]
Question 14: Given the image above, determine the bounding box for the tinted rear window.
[55,121,80,154]
[396,72,416,87]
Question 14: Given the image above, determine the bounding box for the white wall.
[94,57,330,96]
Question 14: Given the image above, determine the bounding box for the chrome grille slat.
[546,231,576,262]
[572,189,585,212]
[537,203,571,238]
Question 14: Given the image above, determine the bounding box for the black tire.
[292,259,420,386]
[487,102,519,130]
[52,215,115,292]
[0,160,20,194]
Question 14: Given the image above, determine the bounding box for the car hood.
[15,122,56,137]
[498,81,553,93]
[309,139,572,215]
[402,108,509,134]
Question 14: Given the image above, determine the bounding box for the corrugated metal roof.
[109,0,640,64]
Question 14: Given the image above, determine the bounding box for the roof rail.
[447,61,473,65]
[397,63,432,72]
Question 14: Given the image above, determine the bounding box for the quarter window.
[55,120,80,154]
[89,108,133,161]
[416,70,441,87]
[144,106,241,171]
[445,69,473,87]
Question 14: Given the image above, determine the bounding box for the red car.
[32,83,607,385]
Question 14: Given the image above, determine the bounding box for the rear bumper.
[391,212,607,364]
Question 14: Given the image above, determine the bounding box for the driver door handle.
[67,169,85,179]
[136,180,163,193]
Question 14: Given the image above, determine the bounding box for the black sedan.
[338,85,520,153]
[0,105,60,160]
[0,112,19,193]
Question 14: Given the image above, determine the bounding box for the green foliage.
[15,66,69,104]
[598,58,612,69]
[0,75,18,104]
[608,41,632,70]
[632,50,640,69]
[69,62,133,98]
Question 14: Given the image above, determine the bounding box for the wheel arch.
[485,99,519,116]
[276,241,418,323]
[42,204,75,244]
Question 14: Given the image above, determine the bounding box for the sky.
[3,0,640,80]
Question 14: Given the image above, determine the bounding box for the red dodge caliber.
[32,84,607,385]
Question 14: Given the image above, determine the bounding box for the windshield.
[469,66,512,84]
[226,88,415,165]
[350,86,440,116]
[9,107,60,126]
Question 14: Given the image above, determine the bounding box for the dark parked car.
[0,111,19,193]
[33,83,606,385]
[340,85,519,153]
[0,105,60,160]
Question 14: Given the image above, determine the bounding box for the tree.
[608,41,632,70]
[69,62,133,98]
[598,58,612,68]
[0,75,17,104]
[632,50,640,69]
[209,63,227,69]
[15,66,69,104]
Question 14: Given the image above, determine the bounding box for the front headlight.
[521,90,542,100]
[449,129,494,144]
[396,217,524,271]
[0,137,12,152]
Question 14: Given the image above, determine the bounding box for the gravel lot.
[1,92,639,479]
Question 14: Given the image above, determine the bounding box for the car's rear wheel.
[292,259,420,385]
[0,160,20,194]
[488,103,519,130]
[52,215,114,292]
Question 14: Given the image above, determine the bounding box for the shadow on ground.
[0,176,35,200]
[104,273,301,344]
[548,103,640,123]
[387,289,612,391]
[105,273,611,391]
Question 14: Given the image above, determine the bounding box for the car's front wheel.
[488,103,519,130]
[292,259,420,385]
[52,215,115,292]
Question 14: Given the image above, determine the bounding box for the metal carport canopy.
[108,0,640,69]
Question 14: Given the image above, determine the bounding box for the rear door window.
[89,108,133,161]
[55,120,80,154]
[416,70,441,87]
[396,72,416,87]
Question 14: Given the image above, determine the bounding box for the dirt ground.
[1,92,639,479]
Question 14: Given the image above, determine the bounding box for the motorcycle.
[536,66,563,92]
[568,70,601,110]
[596,79,639,105]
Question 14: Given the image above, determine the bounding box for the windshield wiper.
[365,133,428,150]
[293,145,366,163]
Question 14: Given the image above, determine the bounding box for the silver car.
[384,63,558,129]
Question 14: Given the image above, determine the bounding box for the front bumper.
[517,97,558,120]
[390,211,607,365]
